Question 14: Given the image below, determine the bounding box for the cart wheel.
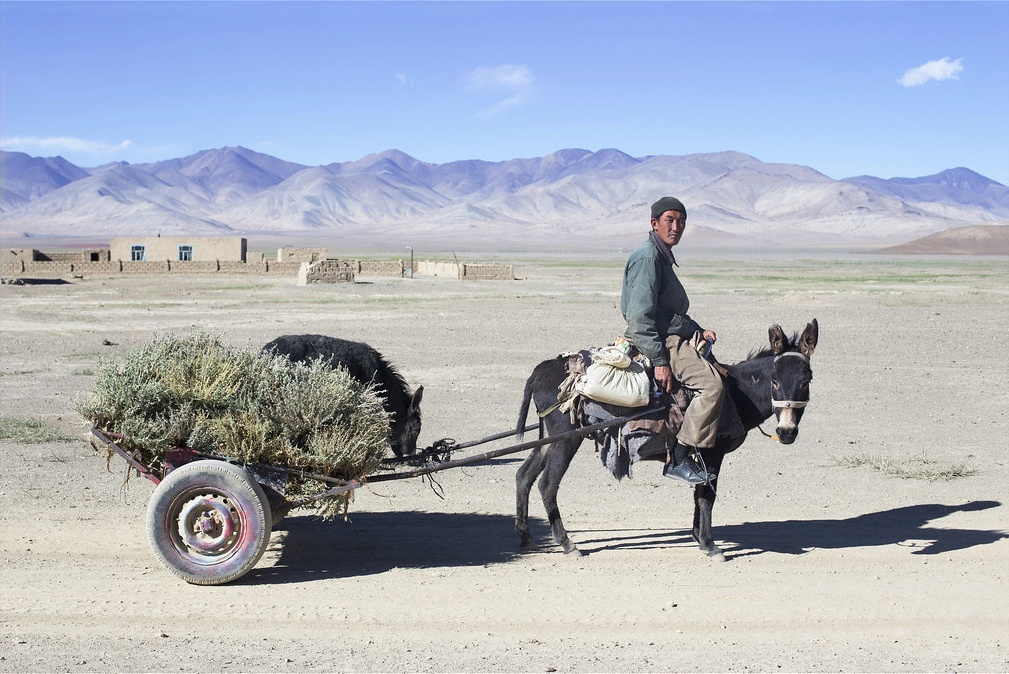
[146,460,272,585]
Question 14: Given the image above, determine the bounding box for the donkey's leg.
[692,449,727,561]
[692,481,723,560]
[537,437,583,556]
[515,446,548,548]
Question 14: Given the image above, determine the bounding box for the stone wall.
[416,260,463,278]
[460,263,514,280]
[277,247,327,263]
[356,259,405,277]
[0,258,301,278]
[299,260,356,285]
[412,260,513,280]
[16,249,112,263]
[3,249,35,263]
[0,247,511,281]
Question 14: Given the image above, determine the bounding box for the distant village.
[1,235,514,283]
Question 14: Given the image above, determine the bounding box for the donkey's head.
[391,385,424,457]
[767,319,818,444]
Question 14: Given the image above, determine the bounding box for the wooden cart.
[90,408,659,585]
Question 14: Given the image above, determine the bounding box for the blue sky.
[2,1,1007,184]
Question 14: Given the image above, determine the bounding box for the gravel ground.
[1,254,1007,673]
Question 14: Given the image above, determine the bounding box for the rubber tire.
[146,460,272,585]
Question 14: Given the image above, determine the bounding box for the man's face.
[651,210,686,247]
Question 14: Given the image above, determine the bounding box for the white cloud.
[898,57,964,87]
[465,64,533,91]
[0,135,132,156]
[464,64,535,117]
[475,95,527,119]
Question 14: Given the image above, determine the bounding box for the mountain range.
[1,146,1007,251]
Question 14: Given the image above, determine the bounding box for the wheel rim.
[170,489,244,564]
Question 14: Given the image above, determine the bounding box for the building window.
[178,245,193,262]
[131,245,146,261]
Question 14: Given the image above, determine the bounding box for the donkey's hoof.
[706,548,727,562]
[563,547,584,558]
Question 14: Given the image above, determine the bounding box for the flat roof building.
[110,236,247,263]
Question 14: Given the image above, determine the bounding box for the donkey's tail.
[516,369,538,442]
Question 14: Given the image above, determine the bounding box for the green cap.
[651,196,687,220]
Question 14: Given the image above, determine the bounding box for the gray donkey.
[515,320,818,561]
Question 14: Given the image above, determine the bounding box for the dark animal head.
[262,334,424,458]
[391,385,423,457]
[767,319,818,444]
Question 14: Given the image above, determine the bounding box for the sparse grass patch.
[686,259,1009,297]
[834,451,977,481]
[180,281,277,293]
[0,417,76,444]
[0,368,45,377]
[41,447,72,463]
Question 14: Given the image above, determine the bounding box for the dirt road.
[1,255,1007,672]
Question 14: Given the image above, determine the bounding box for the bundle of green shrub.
[75,331,391,517]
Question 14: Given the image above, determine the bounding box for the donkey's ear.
[799,319,818,358]
[411,385,424,408]
[768,324,787,355]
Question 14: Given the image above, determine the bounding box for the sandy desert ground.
[1,252,1007,673]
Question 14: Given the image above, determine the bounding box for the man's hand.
[654,364,674,392]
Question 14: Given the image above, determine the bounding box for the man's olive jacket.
[620,235,702,367]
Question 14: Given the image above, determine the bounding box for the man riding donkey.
[621,196,723,485]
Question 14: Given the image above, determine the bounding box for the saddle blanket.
[561,349,746,480]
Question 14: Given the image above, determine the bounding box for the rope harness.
[769,351,811,409]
